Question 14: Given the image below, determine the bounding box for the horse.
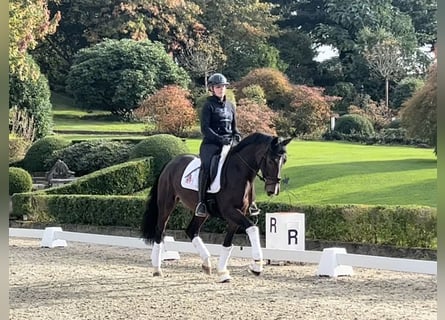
[141,132,292,282]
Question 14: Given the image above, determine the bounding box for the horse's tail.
[141,173,161,244]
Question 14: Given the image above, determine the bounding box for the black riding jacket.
[200,95,240,145]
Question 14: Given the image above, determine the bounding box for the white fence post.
[316,247,354,277]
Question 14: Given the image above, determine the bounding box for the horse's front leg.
[223,208,264,276]
[186,215,212,274]
[246,225,264,275]
[217,224,238,283]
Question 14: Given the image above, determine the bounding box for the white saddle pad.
[181,145,231,193]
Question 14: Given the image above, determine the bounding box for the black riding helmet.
[208,73,229,87]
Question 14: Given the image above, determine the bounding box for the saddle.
[180,145,231,193]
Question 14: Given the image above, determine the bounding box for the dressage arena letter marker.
[265,212,305,251]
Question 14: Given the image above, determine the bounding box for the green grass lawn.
[185,139,437,207]
[51,92,147,133]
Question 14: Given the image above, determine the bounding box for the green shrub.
[9,167,33,195]
[66,38,190,117]
[10,195,436,249]
[9,135,31,164]
[43,158,152,195]
[47,140,134,176]
[130,134,189,178]
[234,68,293,110]
[334,114,375,136]
[9,54,53,138]
[22,136,71,173]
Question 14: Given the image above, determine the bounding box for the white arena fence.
[9,227,436,277]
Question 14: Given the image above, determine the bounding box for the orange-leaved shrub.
[234,68,293,110]
[135,85,197,136]
[236,98,277,136]
[278,85,337,137]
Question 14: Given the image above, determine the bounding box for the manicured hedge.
[40,158,152,195]
[11,193,436,249]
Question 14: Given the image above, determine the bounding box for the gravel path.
[9,237,437,320]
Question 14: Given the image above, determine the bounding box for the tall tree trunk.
[385,78,389,108]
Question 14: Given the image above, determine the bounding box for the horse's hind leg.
[186,216,212,274]
[152,190,177,277]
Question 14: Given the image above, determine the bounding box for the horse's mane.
[230,132,274,154]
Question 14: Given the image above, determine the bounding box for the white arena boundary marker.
[9,227,436,277]
[9,227,180,260]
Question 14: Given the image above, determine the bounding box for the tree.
[392,0,437,47]
[177,36,226,90]
[134,85,197,135]
[32,0,202,90]
[363,38,405,108]
[234,68,293,110]
[9,0,60,80]
[235,85,278,135]
[192,0,281,80]
[65,39,190,118]
[400,63,436,154]
[288,85,336,136]
[9,55,53,139]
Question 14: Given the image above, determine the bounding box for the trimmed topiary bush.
[47,140,134,176]
[130,134,189,178]
[334,114,375,136]
[9,167,33,195]
[22,136,72,173]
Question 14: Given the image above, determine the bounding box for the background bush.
[130,134,189,179]
[9,135,31,164]
[134,85,197,136]
[234,68,293,110]
[9,54,53,138]
[66,39,190,118]
[42,158,152,196]
[22,136,72,173]
[47,140,134,176]
[334,114,375,136]
[9,167,33,195]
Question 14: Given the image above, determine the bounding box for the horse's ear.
[280,137,292,146]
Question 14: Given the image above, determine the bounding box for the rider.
[195,72,259,217]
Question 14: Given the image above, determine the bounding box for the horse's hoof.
[248,261,263,276]
[217,270,231,283]
[153,269,163,277]
[202,264,212,275]
[248,269,262,276]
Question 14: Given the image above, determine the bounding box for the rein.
[235,152,266,182]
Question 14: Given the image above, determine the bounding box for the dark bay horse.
[141,132,292,282]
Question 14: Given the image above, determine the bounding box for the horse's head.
[260,136,292,196]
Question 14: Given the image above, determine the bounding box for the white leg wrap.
[217,245,233,273]
[246,226,263,261]
[192,236,211,263]
[151,242,163,268]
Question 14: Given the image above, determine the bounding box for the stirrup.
[249,202,260,216]
[195,202,208,217]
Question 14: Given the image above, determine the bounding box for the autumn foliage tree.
[234,68,293,110]
[235,85,277,135]
[400,62,437,154]
[134,85,197,136]
[284,85,337,137]
[9,0,60,80]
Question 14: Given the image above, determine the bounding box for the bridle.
[235,148,283,186]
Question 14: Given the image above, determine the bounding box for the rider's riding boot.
[249,202,260,215]
[195,169,209,217]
